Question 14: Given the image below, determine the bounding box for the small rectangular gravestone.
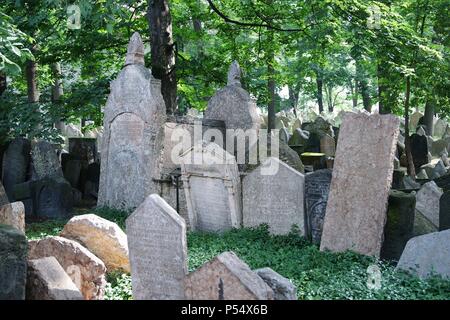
[126,194,187,300]
[320,112,399,257]
[243,157,305,235]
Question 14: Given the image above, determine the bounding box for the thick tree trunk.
[377,62,390,114]
[51,62,65,131]
[404,77,415,178]
[267,59,276,132]
[423,99,434,136]
[148,0,177,115]
[349,78,358,108]
[316,72,324,113]
[356,59,371,112]
[0,72,6,96]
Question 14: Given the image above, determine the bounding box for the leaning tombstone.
[126,194,187,300]
[320,113,399,256]
[415,181,443,229]
[410,133,429,172]
[98,32,166,211]
[2,138,31,200]
[439,191,450,231]
[185,251,273,300]
[181,142,242,233]
[304,169,332,244]
[243,157,305,235]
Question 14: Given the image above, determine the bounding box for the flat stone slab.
[0,201,25,233]
[320,113,399,256]
[396,229,450,279]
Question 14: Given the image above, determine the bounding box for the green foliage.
[105,272,132,300]
[25,218,68,240]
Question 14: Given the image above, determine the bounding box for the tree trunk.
[267,57,276,132]
[26,58,39,103]
[404,77,415,178]
[349,78,358,108]
[377,62,390,114]
[356,59,371,112]
[148,0,177,115]
[51,62,65,131]
[326,83,334,112]
[316,71,324,113]
[0,72,6,96]
[423,99,434,136]
[288,85,298,118]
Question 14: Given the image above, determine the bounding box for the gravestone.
[430,160,447,179]
[409,111,423,132]
[31,140,64,181]
[396,229,450,279]
[0,181,8,206]
[126,194,187,300]
[68,138,97,164]
[320,113,399,257]
[32,178,73,218]
[204,61,260,132]
[416,181,443,228]
[184,251,273,300]
[243,157,305,235]
[254,267,297,300]
[181,142,242,233]
[304,169,332,244]
[380,190,415,261]
[98,32,166,210]
[279,127,290,144]
[439,191,450,231]
[0,201,25,233]
[410,134,429,172]
[2,138,31,200]
[0,224,27,300]
[320,134,335,157]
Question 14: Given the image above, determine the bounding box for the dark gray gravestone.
[435,173,450,192]
[440,191,450,231]
[410,134,428,172]
[2,138,31,200]
[304,169,332,244]
[305,132,321,153]
[0,181,9,206]
[31,140,64,181]
[68,138,98,163]
[12,181,33,216]
[380,190,415,261]
[63,159,82,188]
[31,178,73,218]
[0,224,27,300]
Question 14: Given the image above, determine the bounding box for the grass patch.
[25,210,450,300]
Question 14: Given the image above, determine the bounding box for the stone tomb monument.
[320,112,399,257]
[126,194,187,300]
[243,157,305,235]
[98,32,166,210]
[304,169,332,244]
[181,142,242,233]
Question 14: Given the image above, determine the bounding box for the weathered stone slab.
[416,181,443,228]
[0,201,25,233]
[410,134,429,172]
[68,138,98,164]
[0,224,27,300]
[2,138,31,200]
[396,229,450,279]
[61,214,130,273]
[304,169,332,244]
[31,178,73,218]
[31,140,64,181]
[28,236,106,300]
[185,251,273,300]
[26,256,84,300]
[243,157,305,235]
[63,159,82,188]
[181,142,242,233]
[0,181,8,206]
[254,267,297,300]
[439,191,450,231]
[204,61,260,132]
[320,113,399,257]
[380,190,415,261]
[126,194,187,300]
[320,134,335,157]
[98,33,166,211]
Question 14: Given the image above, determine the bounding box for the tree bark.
[267,55,276,132]
[148,0,177,115]
[51,62,65,131]
[423,99,435,136]
[404,76,415,178]
[288,85,298,118]
[26,58,39,103]
[0,72,6,96]
[349,78,358,108]
[377,62,390,114]
[316,71,324,113]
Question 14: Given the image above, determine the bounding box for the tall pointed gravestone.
[320,112,399,257]
[126,194,187,300]
[98,33,166,210]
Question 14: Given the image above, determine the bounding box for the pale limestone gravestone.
[409,111,423,133]
[98,32,166,210]
[181,142,242,233]
[0,181,9,206]
[243,157,305,235]
[31,140,64,181]
[204,61,260,131]
[184,251,273,300]
[254,267,297,300]
[319,134,335,157]
[415,181,443,228]
[396,229,450,279]
[320,113,399,257]
[126,194,187,300]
